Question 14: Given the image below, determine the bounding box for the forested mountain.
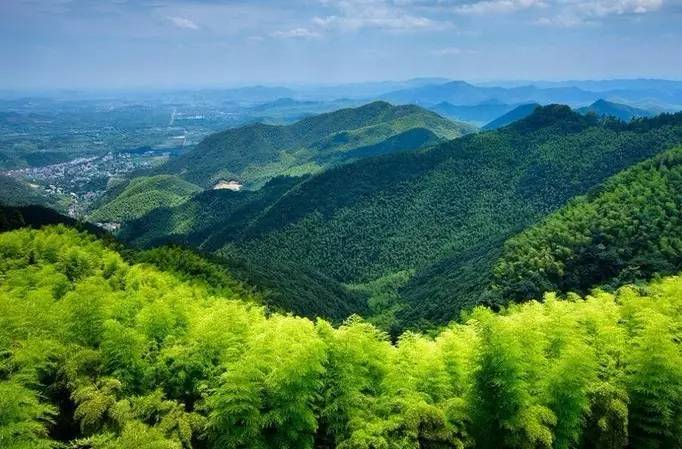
[87,175,202,223]
[490,146,682,302]
[159,101,474,188]
[576,99,655,121]
[482,103,540,130]
[1,225,680,449]
[123,106,682,330]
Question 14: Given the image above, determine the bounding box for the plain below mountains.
[157,101,475,189]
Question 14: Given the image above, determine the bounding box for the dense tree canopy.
[159,101,473,188]
[1,225,680,449]
[491,146,682,303]
[88,176,202,223]
[122,107,682,331]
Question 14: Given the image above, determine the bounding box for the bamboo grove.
[1,226,681,449]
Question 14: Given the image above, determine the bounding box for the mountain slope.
[483,103,540,130]
[87,175,202,223]
[0,175,50,207]
[577,99,655,121]
[158,101,475,188]
[124,107,682,328]
[0,203,104,235]
[490,146,682,303]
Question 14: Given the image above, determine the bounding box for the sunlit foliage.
[0,226,680,448]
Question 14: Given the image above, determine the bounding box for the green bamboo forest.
[1,225,681,449]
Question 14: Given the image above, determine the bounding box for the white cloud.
[168,16,199,30]
[272,27,321,38]
[453,0,545,15]
[431,46,477,55]
[313,0,450,31]
[573,0,663,17]
[533,0,664,27]
[447,0,663,19]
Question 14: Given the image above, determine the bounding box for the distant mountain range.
[472,99,657,131]
[382,81,598,107]
[379,79,682,112]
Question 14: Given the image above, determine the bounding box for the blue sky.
[1,0,681,89]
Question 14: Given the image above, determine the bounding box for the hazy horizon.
[2,0,681,90]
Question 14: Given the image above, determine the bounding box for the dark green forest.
[490,146,682,302]
[122,106,682,330]
[1,225,680,449]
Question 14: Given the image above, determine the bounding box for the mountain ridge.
[158,101,474,188]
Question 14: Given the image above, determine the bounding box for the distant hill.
[577,99,656,121]
[382,80,598,106]
[244,97,363,124]
[483,103,540,130]
[88,175,202,223]
[123,107,682,330]
[429,101,517,126]
[158,101,474,188]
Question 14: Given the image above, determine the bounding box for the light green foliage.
[0,226,681,448]
[0,379,56,449]
[88,175,202,223]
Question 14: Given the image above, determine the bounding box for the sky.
[1,0,681,90]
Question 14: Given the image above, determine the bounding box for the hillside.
[123,107,682,329]
[482,103,540,130]
[490,146,682,302]
[577,98,656,121]
[1,224,680,449]
[87,175,202,223]
[158,101,475,188]
[0,203,104,235]
[0,175,50,207]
